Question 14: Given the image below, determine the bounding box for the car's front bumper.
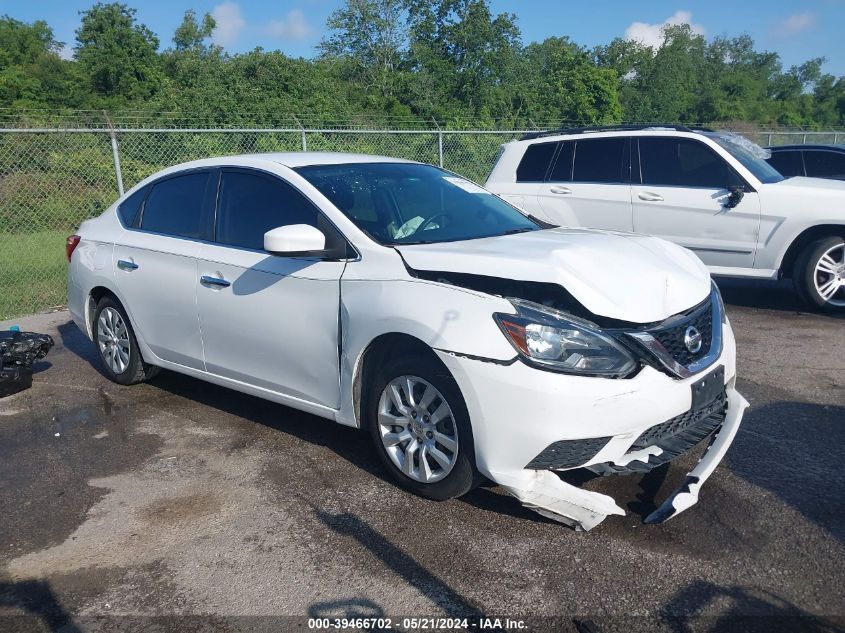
[435,321,748,530]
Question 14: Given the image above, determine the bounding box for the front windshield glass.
[295,162,540,245]
[707,133,784,184]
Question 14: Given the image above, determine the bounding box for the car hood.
[395,228,711,324]
[765,176,845,196]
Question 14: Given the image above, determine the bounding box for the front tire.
[93,296,159,385]
[366,353,480,501]
[793,237,845,311]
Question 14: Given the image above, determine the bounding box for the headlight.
[493,299,637,377]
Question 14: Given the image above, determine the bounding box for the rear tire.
[793,237,845,312]
[366,352,481,500]
[93,296,159,385]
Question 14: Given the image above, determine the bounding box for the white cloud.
[773,12,817,37]
[264,9,313,41]
[211,2,246,48]
[624,10,705,49]
[57,43,74,61]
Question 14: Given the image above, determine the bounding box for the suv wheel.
[93,296,159,385]
[793,237,845,311]
[367,353,481,500]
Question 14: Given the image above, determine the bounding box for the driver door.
[196,168,349,408]
[632,137,760,269]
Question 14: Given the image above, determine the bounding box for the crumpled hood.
[396,228,711,324]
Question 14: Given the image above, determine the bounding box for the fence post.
[103,112,124,196]
[438,131,444,168]
[802,133,807,144]
[767,133,772,146]
[293,116,307,151]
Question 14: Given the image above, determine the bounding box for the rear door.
[536,137,633,231]
[113,169,215,369]
[766,149,805,178]
[632,136,760,269]
[500,141,558,220]
[196,168,348,408]
[803,149,845,180]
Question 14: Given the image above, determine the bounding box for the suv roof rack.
[520,124,715,141]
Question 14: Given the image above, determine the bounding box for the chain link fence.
[0,124,842,319]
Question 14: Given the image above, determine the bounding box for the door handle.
[638,192,664,202]
[117,259,138,271]
[549,185,572,195]
[200,275,231,288]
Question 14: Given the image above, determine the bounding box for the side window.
[639,137,739,188]
[216,170,347,255]
[766,150,804,178]
[141,172,212,238]
[117,185,148,227]
[803,151,845,179]
[548,141,574,182]
[572,138,627,183]
[516,142,557,182]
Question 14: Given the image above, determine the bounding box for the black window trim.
[211,166,358,262]
[635,136,755,192]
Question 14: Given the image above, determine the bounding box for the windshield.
[707,133,784,184]
[295,162,540,245]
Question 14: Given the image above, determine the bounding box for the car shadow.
[0,579,82,633]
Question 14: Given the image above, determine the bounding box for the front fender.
[335,278,517,427]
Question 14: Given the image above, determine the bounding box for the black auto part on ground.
[0,331,54,398]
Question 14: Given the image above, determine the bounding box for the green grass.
[0,230,69,320]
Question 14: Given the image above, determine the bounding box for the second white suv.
[486,125,845,311]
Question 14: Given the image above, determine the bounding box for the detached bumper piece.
[0,331,54,398]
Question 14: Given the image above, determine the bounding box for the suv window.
[516,142,557,182]
[803,150,845,179]
[118,185,148,227]
[639,137,739,188]
[572,138,627,183]
[767,150,804,178]
[216,170,348,255]
[548,141,574,182]
[141,171,211,238]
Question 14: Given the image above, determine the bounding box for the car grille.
[649,298,713,367]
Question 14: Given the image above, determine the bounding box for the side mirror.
[725,185,745,209]
[264,224,326,255]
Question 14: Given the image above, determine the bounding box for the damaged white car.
[67,153,748,530]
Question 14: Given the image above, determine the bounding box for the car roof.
[767,144,845,151]
[229,152,417,167]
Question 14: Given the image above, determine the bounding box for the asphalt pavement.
[0,277,843,633]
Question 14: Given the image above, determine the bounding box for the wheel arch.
[778,224,845,278]
[352,332,447,431]
[86,286,124,338]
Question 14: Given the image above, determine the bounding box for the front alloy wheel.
[367,352,480,500]
[812,242,845,307]
[795,237,845,311]
[377,375,459,484]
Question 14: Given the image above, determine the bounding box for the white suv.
[67,152,747,530]
[486,125,845,311]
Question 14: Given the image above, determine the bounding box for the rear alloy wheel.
[794,237,845,311]
[93,296,159,385]
[367,353,480,500]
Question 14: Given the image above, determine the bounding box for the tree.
[320,0,408,101]
[75,3,161,103]
[172,9,216,54]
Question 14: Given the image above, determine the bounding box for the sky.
[2,0,844,76]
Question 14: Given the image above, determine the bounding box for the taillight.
[66,235,81,262]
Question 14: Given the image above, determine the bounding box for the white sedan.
[67,152,747,530]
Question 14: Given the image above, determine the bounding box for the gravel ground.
[0,278,843,633]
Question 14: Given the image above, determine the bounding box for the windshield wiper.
[501,228,535,236]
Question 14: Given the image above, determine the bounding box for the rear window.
[140,171,211,239]
[639,137,740,188]
[516,142,557,182]
[548,141,574,181]
[803,150,845,179]
[573,138,627,183]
